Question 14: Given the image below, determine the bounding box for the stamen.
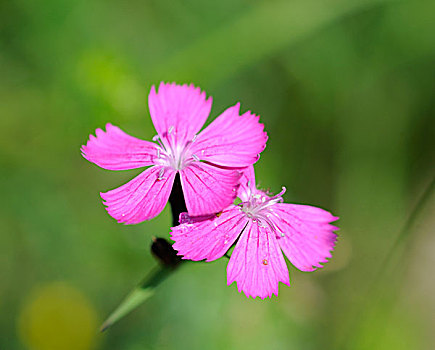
[240,186,289,239]
[255,213,278,233]
[157,168,165,180]
[192,134,197,142]
[257,219,267,228]
[192,154,200,161]
[152,134,164,149]
[152,130,193,171]
[269,186,286,201]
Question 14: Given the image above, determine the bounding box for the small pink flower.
[171,166,338,299]
[81,83,267,224]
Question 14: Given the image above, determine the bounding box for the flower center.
[241,187,286,236]
[152,128,199,178]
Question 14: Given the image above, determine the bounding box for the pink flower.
[81,83,267,224]
[171,166,338,299]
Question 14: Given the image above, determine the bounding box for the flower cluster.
[82,82,338,299]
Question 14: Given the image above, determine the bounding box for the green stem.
[100,265,181,332]
[100,174,187,332]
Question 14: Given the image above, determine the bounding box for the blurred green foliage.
[1,0,434,349]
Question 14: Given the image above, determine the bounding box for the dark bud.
[151,237,182,268]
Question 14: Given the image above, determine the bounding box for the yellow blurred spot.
[18,282,98,350]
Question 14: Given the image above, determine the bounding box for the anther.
[152,134,164,149]
[192,134,197,142]
[168,126,174,134]
[157,168,165,180]
[275,186,287,198]
[192,154,200,161]
[267,186,287,204]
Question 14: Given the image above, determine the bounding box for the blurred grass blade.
[338,175,435,349]
[153,0,396,84]
[100,266,175,332]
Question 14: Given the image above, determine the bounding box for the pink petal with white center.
[180,162,241,216]
[237,165,257,202]
[148,82,212,145]
[227,222,290,299]
[190,103,268,167]
[271,203,338,271]
[81,124,158,170]
[171,206,248,261]
[100,166,176,224]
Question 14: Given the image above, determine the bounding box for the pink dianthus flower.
[171,166,338,299]
[81,83,267,224]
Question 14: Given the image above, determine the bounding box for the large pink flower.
[81,83,267,224]
[171,166,338,299]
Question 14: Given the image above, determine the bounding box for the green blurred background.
[1,0,434,349]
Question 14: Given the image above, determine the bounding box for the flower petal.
[148,82,212,144]
[190,103,268,167]
[227,222,290,299]
[180,162,241,216]
[171,206,248,261]
[100,166,176,224]
[271,203,338,271]
[237,165,257,202]
[81,123,157,170]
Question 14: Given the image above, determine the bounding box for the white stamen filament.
[152,129,201,171]
[157,167,165,180]
[153,134,165,150]
[241,187,287,237]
